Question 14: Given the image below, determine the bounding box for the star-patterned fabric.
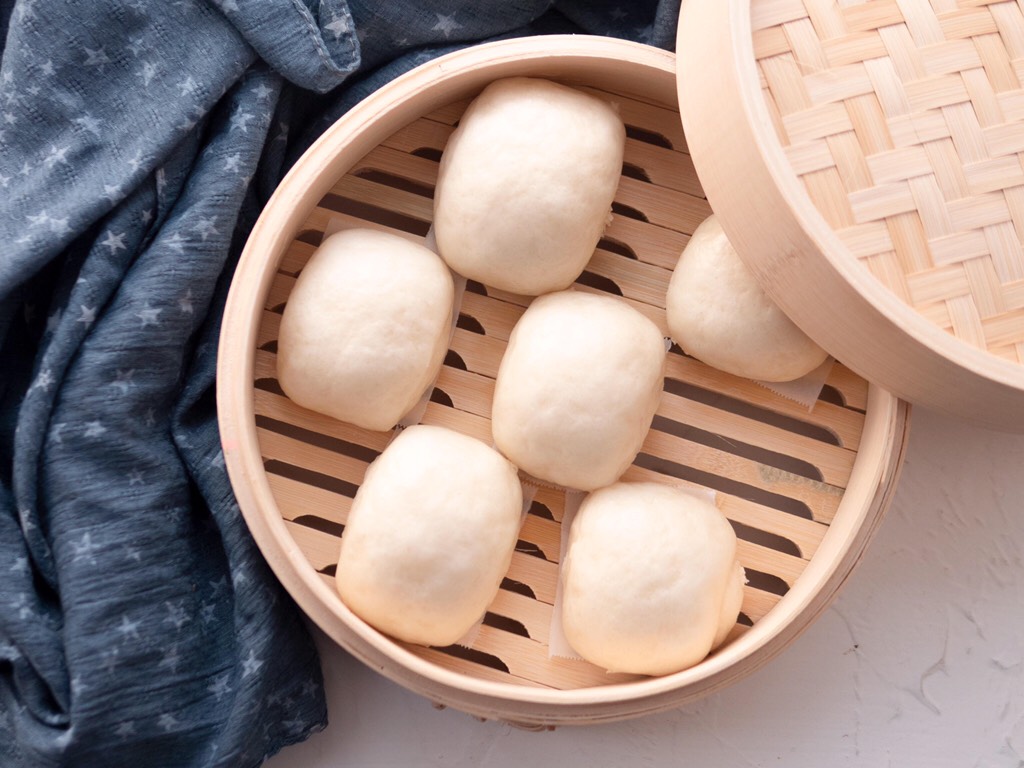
[0,1,677,765]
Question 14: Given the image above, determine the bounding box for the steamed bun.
[336,425,523,647]
[561,482,745,676]
[666,215,828,382]
[277,228,454,432]
[433,77,625,295]
[491,290,666,491]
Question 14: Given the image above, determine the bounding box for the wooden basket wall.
[217,37,910,726]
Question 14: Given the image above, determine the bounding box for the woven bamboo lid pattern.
[677,0,1024,430]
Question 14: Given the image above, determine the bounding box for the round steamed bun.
[491,290,666,491]
[277,228,454,432]
[336,425,523,647]
[561,482,745,676]
[666,215,828,382]
[433,77,625,295]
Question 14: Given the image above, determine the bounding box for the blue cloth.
[0,1,677,765]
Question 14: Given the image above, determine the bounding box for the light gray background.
[269,406,1024,767]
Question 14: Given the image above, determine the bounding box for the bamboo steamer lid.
[677,0,1024,431]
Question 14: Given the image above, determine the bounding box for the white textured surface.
[268,407,1024,767]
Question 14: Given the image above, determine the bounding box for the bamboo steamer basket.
[678,0,1024,431]
[216,35,910,727]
